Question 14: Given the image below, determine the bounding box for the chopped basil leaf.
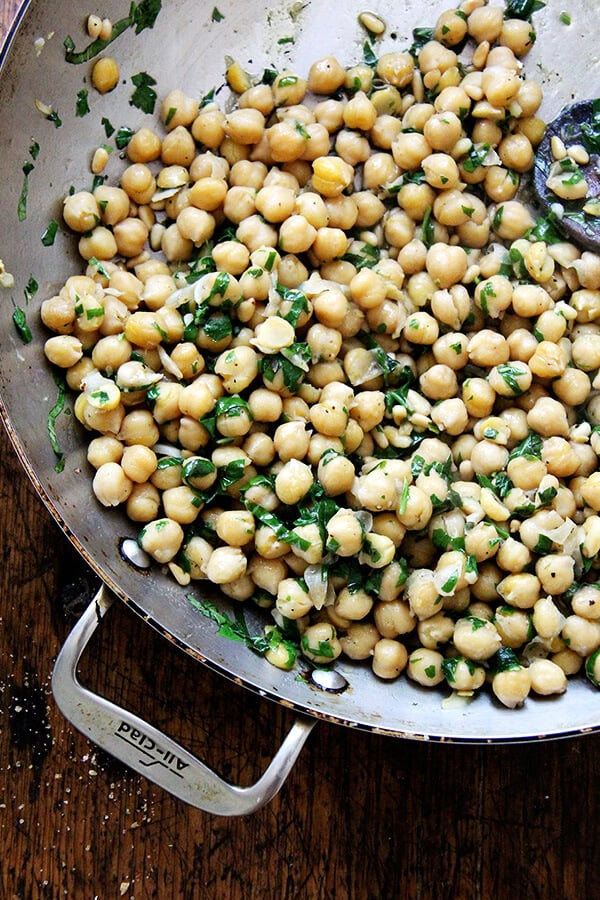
[504,0,545,20]
[422,205,434,248]
[202,315,233,344]
[41,220,58,246]
[301,634,335,659]
[398,479,410,515]
[432,529,465,552]
[130,71,158,114]
[496,363,525,395]
[477,472,514,499]
[537,485,558,506]
[76,88,90,117]
[278,286,309,327]
[533,534,553,555]
[526,211,564,244]
[441,655,476,682]
[218,458,247,490]
[585,647,600,688]
[211,6,224,21]
[115,126,135,148]
[182,457,215,482]
[581,98,600,154]
[492,205,504,231]
[508,431,542,461]
[260,343,311,393]
[101,116,115,137]
[24,275,39,302]
[363,40,377,67]
[489,647,521,674]
[409,26,434,59]
[342,242,380,270]
[243,501,311,551]
[18,161,34,222]
[12,306,32,343]
[47,370,67,472]
[187,594,273,655]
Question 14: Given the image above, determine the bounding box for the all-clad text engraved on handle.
[115,721,190,776]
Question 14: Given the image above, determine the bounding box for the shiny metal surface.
[1,0,599,744]
[52,584,315,815]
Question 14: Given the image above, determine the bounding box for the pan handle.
[51,584,316,816]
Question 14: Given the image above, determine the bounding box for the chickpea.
[407,648,445,686]
[443,656,486,693]
[494,607,532,649]
[532,597,565,639]
[300,623,341,665]
[139,518,184,564]
[497,572,541,610]
[275,459,314,505]
[492,667,531,709]
[91,57,119,94]
[317,451,355,497]
[527,658,567,696]
[205,546,248,584]
[340,623,380,660]
[372,639,408,680]
[571,586,600,620]
[426,243,468,288]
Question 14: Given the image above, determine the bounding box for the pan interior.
[1,0,599,741]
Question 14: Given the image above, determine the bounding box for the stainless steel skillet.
[0,0,599,815]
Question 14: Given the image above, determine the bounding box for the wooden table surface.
[1,2,599,898]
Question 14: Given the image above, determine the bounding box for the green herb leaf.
[409,26,434,59]
[187,594,274,655]
[477,472,514,499]
[18,161,34,222]
[526,211,564,245]
[41,220,58,246]
[278,285,309,327]
[12,306,32,343]
[363,40,377,67]
[101,116,115,137]
[76,88,90,117]
[504,0,545,20]
[489,647,521,673]
[243,501,311,551]
[130,71,158,114]
[301,634,335,659]
[422,205,435,248]
[508,431,542,461]
[24,275,39,303]
[114,125,135,149]
[581,99,600,154]
[47,370,67,472]
[585,647,600,688]
[211,6,224,21]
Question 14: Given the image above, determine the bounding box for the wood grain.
[1,2,599,898]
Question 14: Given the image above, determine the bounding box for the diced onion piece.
[303,564,333,610]
[442,691,475,709]
[157,345,184,380]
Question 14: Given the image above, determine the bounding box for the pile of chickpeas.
[42,1,600,709]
